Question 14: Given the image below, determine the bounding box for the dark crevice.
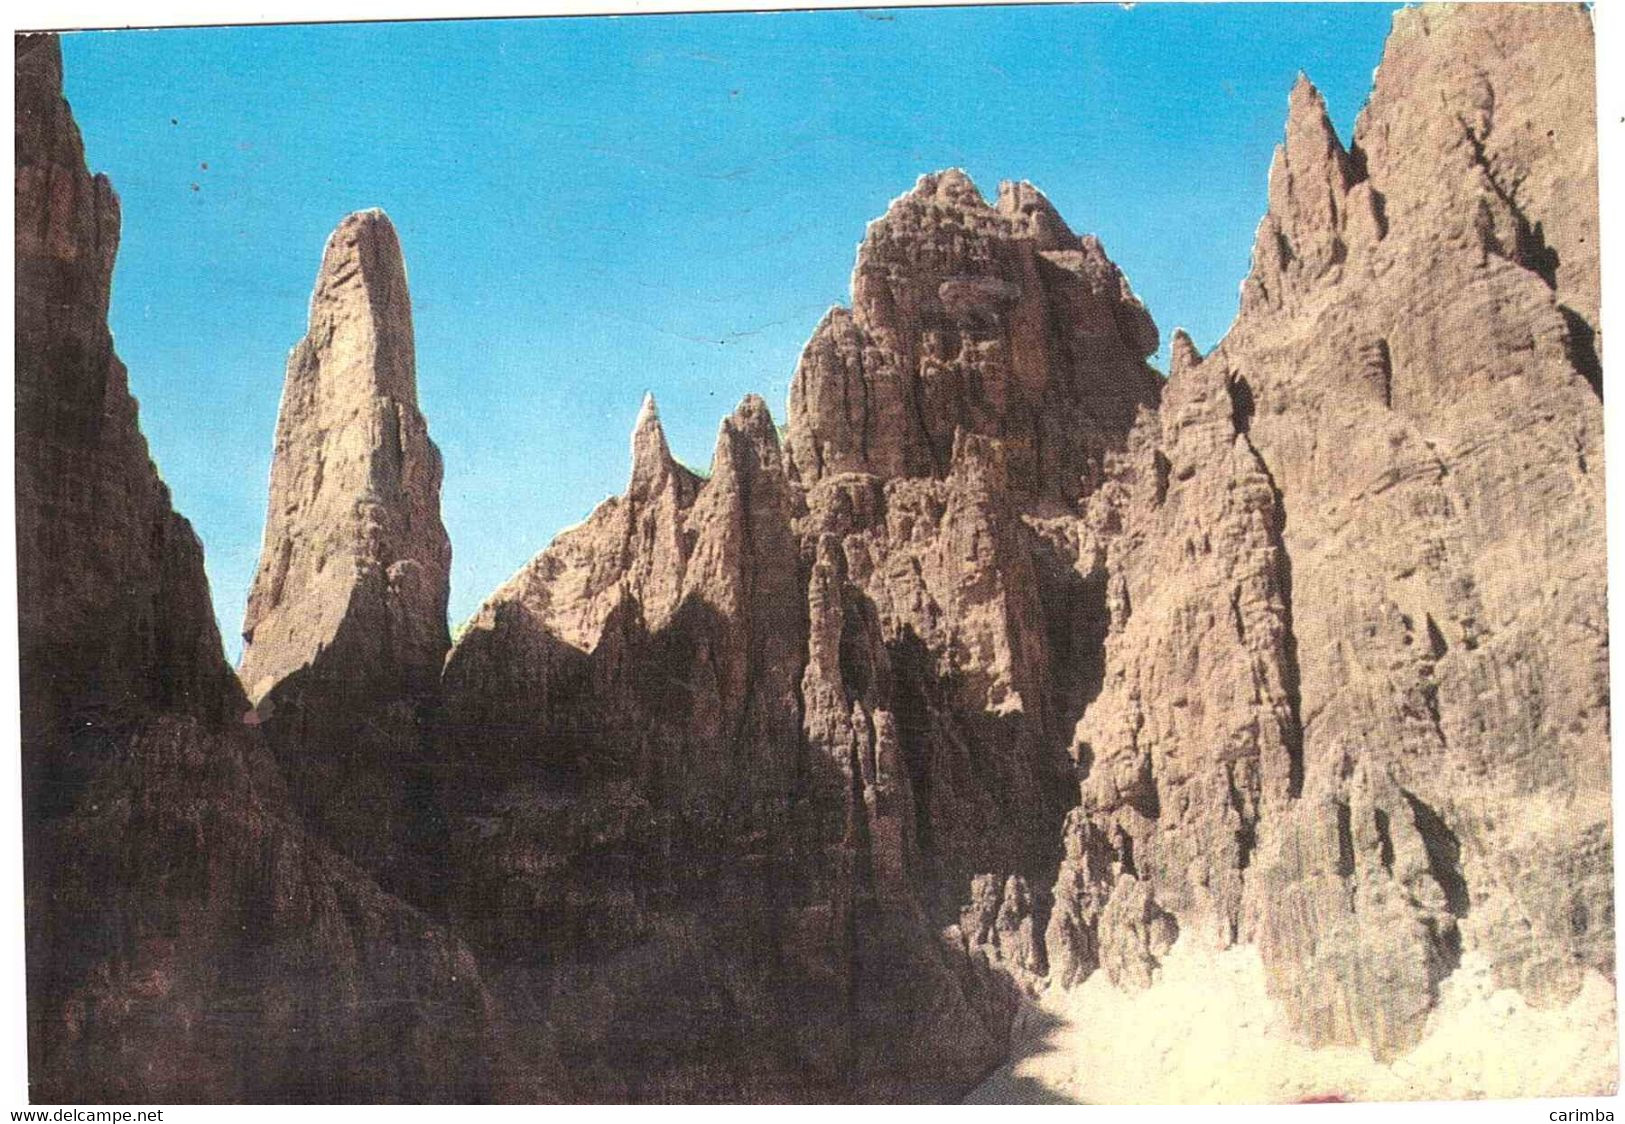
[1228,375,1256,435]
[1228,765,1257,871]
[1115,826,1138,878]
[1030,529,1110,734]
[1365,338,1394,408]
[1424,614,1449,660]
[1459,115,1560,289]
[1559,305,1603,400]
[1373,807,1395,872]
[1072,740,1095,784]
[1152,449,1171,506]
[1400,789,1471,917]
[1128,764,1161,820]
[1432,917,1464,978]
[1346,141,1370,186]
[1335,801,1355,877]
[1420,680,1447,749]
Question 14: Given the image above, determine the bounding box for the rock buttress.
[16,33,518,1102]
[437,394,1016,1099]
[238,208,453,899]
[1051,3,1610,1064]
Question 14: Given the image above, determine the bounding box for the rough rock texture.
[785,170,1162,501]
[19,1,1612,1104]
[438,396,1018,1100]
[17,33,514,1103]
[430,168,1174,1097]
[15,35,236,812]
[788,176,1149,999]
[1047,1,1610,1065]
[1045,330,1298,989]
[238,208,453,897]
[797,433,1084,902]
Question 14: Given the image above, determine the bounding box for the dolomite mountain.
[239,206,453,900]
[16,34,510,1103]
[14,1,1612,1104]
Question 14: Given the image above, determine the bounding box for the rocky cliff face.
[240,208,450,704]
[438,393,1017,1100]
[238,208,453,898]
[17,1,1612,1104]
[16,34,515,1103]
[785,169,1161,500]
[1049,2,1608,1063]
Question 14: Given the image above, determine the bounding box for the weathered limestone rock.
[439,394,1019,1099]
[448,393,802,810]
[238,208,452,895]
[1052,2,1609,1065]
[784,171,1160,1028]
[437,397,822,1097]
[439,393,697,773]
[801,533,915,893]
[1047,329,1300,983]
[1238,2,1608,1057]
[797,432,1081,904]
[785,170,1161,501]
[1354,1,1600,359]
[241,208,450,703]
[16,33,515,1103]
[458,393,702,658]
[15,33,238,806]
[18,1,1610,1101]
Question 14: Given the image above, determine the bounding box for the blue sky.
[59,4,1402,662]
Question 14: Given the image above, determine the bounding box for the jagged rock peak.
[725,391,776,439]
[1168,327,1203,377]
[1265,76,1355,268]
[891,169,1077,248]
[238,208,450,704]
[786,168,1163,498]
[1115,0,1609,1068]
[1245,70,1387,311]
[17,37,508,1101]
[996,179,1076,248]
[699,395,791,532]
[305,208,418,405]
[15,30,237,730]
[629,390,681,497]
[1286,73,1348,160]
[707,393,781,478]
[15,35,120,310]
[1353,2,1599,343]
[684,394,796,609]
[908,166,988,210]
[1276,74,1356,200]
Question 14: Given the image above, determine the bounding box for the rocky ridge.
[16,2,1613,1103]
[16,33,516,1103]
[1049,3,1608,1062]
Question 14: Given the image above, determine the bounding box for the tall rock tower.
[17,40,505,1101]
[241,209,450,701]
[240,209,452,894]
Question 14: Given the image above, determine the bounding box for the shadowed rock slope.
[431,169,1170,1098]
[16,33,518,1103]
[238,206,453,901]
